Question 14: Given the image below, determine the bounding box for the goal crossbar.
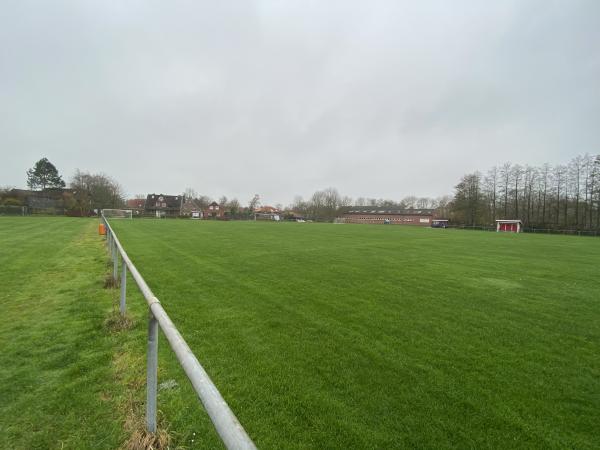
[102,209,133,219]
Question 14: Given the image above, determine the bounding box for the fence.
[0,205,28,215]
[101,215,257,450]
[447,224,600,237]
[523,227,599,237]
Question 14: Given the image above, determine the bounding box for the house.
[254,205,281,221]
[340,207,435,226]
[144,193,183,218]
[255,205,280,214]
[180,196,209,219]
[282,210,305,221]
[126,198,146,215]
[496,219,522,233]
[203,201,224,219]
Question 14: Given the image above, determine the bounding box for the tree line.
[283,188,452,221]
[451,154,600,230]
[0,158,125,214]
[180,187,451,222]
[4,154,600,230]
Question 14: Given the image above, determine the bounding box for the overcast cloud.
[1,0,599,205]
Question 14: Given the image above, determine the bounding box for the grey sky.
[1,0,599,205]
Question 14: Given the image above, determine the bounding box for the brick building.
[341,207,435,226]
[144,193,183,217]
[203,201,224,218]
[126,198,146,215]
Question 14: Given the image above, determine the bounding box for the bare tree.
[511,164,523,218]
[499,162,512,217]
[523,166,536,226]
[435,195,453,219]
[196,196,212,210]
[229,198,241,215]
[184,187,197,201]
[402,195,418,209]
[248,194,260,211]
[484,166,498,221]
[449,154,600,230]
[70,170,125,213]
[539,163,551,225]
[553,165,566,225]
[451,173,483,225]
[569,156,585,228]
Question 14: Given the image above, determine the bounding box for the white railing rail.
[101,214,257,450]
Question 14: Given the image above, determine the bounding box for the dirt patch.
[104,309,135,332]
[123,407,171,450]
[104,273,120,289]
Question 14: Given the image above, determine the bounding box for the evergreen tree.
[26,158,65,190]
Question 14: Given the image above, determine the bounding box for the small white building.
[496,219,522,233]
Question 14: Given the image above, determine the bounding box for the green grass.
[2,218,598,449]
[107,220,600,449]
[0,217,150,449]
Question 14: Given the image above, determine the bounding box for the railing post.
[113,241,118,282]
[147,310,158,433]
[120,258,127,315]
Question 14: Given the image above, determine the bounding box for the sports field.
[0,218,134,449]
[107,219,600,449]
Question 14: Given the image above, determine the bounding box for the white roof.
[495,219,522,223]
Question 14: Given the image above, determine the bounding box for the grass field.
[105,219,600,449]
[0,218,131,449]
[0,217,171,450]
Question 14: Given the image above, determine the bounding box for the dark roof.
[9,188,71,199]
[8,189,33,197]
[345,207,435,216]
[208,201,219,207]
[146,193,182,210]
[127,199,146,209]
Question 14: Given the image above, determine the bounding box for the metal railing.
[446,224,600,237]
[101,215,257,450]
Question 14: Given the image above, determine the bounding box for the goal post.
[102,209,133,219]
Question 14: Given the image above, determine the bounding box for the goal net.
[102,209,133,219]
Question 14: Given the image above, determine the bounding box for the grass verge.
[0,217,170,449]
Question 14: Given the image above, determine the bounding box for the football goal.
[102,209,133,219]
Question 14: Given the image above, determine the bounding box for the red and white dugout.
[496,219,522,233]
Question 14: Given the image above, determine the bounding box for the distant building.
[432,219,449,228]
[180,197,204,218]
[255,205,281,221]
[255,205,280,214]
[282,210,305,221]
[341,208,435,226]
[126,198,146,215]
[203,201,224,219]
[144,193,183,218]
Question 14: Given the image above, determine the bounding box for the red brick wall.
[342,214,432,226]
[203,205,224,218]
